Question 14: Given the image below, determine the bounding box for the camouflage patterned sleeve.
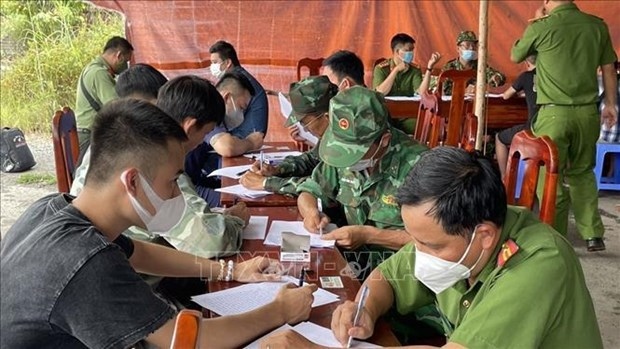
[486,65,506,87]
[155,175,243,258]
[276,146,320,177]
[264,176,309,196]
[295,161,339,204]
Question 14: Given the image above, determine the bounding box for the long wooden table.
[385,95,528,130]
[206,207,400,347]
[220,142,299,207]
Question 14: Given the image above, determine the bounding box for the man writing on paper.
[1,99,318,349]
[296,86,428,280]
[239,75,337,196]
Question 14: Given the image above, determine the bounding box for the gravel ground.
[1,132,619,347]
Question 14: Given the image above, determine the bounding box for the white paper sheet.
[244,145,274,154]
[244,322,381,348]
[385,95,421,101]
[265,220,336,248]
[207,164,253,179]
[244,216,269,240]
[215,184,273,199]
[191,276,339,316]
[243,151,303,162]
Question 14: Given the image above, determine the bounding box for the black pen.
[236,169,249,176]
[298,266,306,287]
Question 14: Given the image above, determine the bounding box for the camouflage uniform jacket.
[439,58,506,95]
[297,129,427,228]
[70,148,244,258]
[373,58,423,96]
[264,140,321,196]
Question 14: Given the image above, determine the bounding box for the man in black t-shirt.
[496,55,539,178]
[0,99,317,349]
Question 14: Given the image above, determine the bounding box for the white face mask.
[210,63,224,78]
[225,96,244,130]
[347,140,383,172]
[414,229,485,294]
[122,172,186,234]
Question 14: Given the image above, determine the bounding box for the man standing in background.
[74,36,133,158]
[511,0,618,251]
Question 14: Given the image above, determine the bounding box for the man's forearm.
[212,134,254,157]
[364,227,412,250]
[361,269,395,325]
[375,71,398,95]
[601,63,618,107]
[298,192,319,219]
[130,240,219,279]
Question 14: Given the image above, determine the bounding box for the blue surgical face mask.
[402,51,414,64]
[460,49,478,62]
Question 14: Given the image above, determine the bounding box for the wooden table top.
[219,142,299,207]
[206,206,400,347]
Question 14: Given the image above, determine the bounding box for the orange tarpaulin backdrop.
[89,0,619,141]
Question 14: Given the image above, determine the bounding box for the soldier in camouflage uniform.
[297,86,428,280]
[440,31,506,96]
[373,33,423,134]
[239,76,337,196]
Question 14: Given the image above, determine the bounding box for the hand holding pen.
[347,285,370,348]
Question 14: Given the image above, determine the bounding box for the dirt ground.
[1,133,619,347]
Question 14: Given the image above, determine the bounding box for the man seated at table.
[208,40,267,157]
[185,71,263,206]
[328,146,600,348]
[0,99,318,349]
[239,75,337,196]
[297,86,428,280]
[496,54,539,178]
[373,33,423,135]
[323,50,365,91]
[440,31,506,96]
[287,50,365,147]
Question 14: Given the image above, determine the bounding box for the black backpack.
[1,127,36,173]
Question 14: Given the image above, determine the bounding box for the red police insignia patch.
[496,239,519,268]
[338,118,349,130]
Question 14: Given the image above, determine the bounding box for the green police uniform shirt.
[372,58,423,97]
[264,141,321,195]
[511,2,617,105]
[75,56,119,130]
[440,59,506,96]
[297,128,427,236]
[378,206,602,349]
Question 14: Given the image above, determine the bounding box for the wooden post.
[474,0,489,151]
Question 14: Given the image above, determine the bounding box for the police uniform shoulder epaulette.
[409,62,421,69]
[377,60,390,68]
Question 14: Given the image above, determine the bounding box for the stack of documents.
[244,321,381,348]
[191,276,340,316]
[264,220,337,248]
[243,150,303,164]
[215,184,272,199]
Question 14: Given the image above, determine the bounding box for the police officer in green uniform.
[74,36,133,156]
[297,86,428,279]
[511,0,618,251]
[373,33,423,134]
[239,75,337,196]
[441,31,506,96]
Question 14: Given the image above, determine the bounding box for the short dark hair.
[115,63,168,100]
[390,33,415,52]
[216,71,255,96]
[103,36,133,54]
[209,40,241,66]
[397,147,507,237]
[86,99,187,185]
[322,50,365,86]
[157,75,226,128]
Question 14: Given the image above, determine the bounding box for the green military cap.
[319,86,389,167]
[285,75,338,127]
[457,30,478,44]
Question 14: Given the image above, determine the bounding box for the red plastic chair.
[435,69,477,147]
[296,57,324,81]
[170,309,202,349]
[503,130,559,225]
